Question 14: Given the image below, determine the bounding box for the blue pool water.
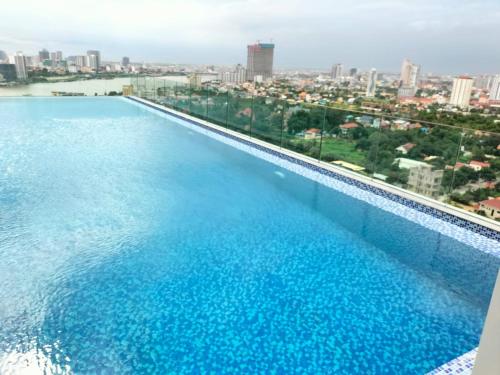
[0,97,497,374]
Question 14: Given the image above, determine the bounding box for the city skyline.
[1,0,499,74]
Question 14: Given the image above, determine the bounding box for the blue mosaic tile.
[427,348,477,375]
[125,96,500,255]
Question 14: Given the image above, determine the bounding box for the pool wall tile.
[125,96,499,257]
[125,96,498,375]
[427,349,477,375]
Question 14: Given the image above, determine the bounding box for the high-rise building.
[400,58,412,85]
[30,56,42,67]
[331,63,343,80]
[122,56,130,67]
[87,55,98,71]
[0,64,17,81]
[246,42,274,81]
[14,52,28,80]
[74,55,87,68]
[366,68,377,97]
[449,76,473,108]
[86,50,101,71]
[50,52,59,66]
[489,75,500,101]
[39,48,50,61]
[398,58,421,98]
[398,85,417,98]
[400,58,420,87]
[474,75,493,90]
[188,73,203,88]
[219,64,247,84]
[349,68,358,77]
[0,50,8,63]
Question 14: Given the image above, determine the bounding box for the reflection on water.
[0,342,71,374]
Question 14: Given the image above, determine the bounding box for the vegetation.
[152,84,500,209]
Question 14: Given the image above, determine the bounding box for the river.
[0,76,189,97]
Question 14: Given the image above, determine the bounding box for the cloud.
[0,0,499,73]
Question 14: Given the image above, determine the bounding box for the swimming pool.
[0,97,498,374]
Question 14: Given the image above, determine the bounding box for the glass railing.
[130,76,500,222]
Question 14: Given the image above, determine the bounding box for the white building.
[490,75,500,101]
[366,68,377,97]
[86,50,101,71]
[449,76,473,108]
[331,63,343,80]
[407,164,444,198]
[398,85,417,98]
[398,58,420,98]
[87,55,99,71]
[396,158,443,198]
[74,55,87,69]
[396,158,428,170]
[188,73,203,88]
[400,58,420,87]
[14,52,28,80]
[219,64,247,84]
[475,75,493,90]
[478,199,500,219]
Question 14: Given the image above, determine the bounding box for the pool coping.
[125,96,500,242]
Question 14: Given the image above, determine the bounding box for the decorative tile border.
[125,96,500,256]
[427,348,477,375]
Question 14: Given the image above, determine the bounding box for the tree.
[479,168,496,181]
[287,110,310,134]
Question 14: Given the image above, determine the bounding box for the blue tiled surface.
[427,348,476,374]
[1,97,495,374]
[126,97,500,245]
[127,97,500,306]
[126,97,500,374]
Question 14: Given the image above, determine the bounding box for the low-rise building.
[451,160,491,171]
[304,128,321,140]
[468,160,491,171]
[339,122,358,135]
[396,158,427,170]
[396,158,443,198]
[396,143,416,155]
[407,164,444,198]
[478,199,500,219]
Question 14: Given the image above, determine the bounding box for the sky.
[1,0,499,74]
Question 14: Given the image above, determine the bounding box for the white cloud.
[0,0,499,73]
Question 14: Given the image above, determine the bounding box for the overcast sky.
[1,0,499,74]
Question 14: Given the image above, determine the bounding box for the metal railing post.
[318,106,326,162]
[225,90,230,128]
[249,94,255,137]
